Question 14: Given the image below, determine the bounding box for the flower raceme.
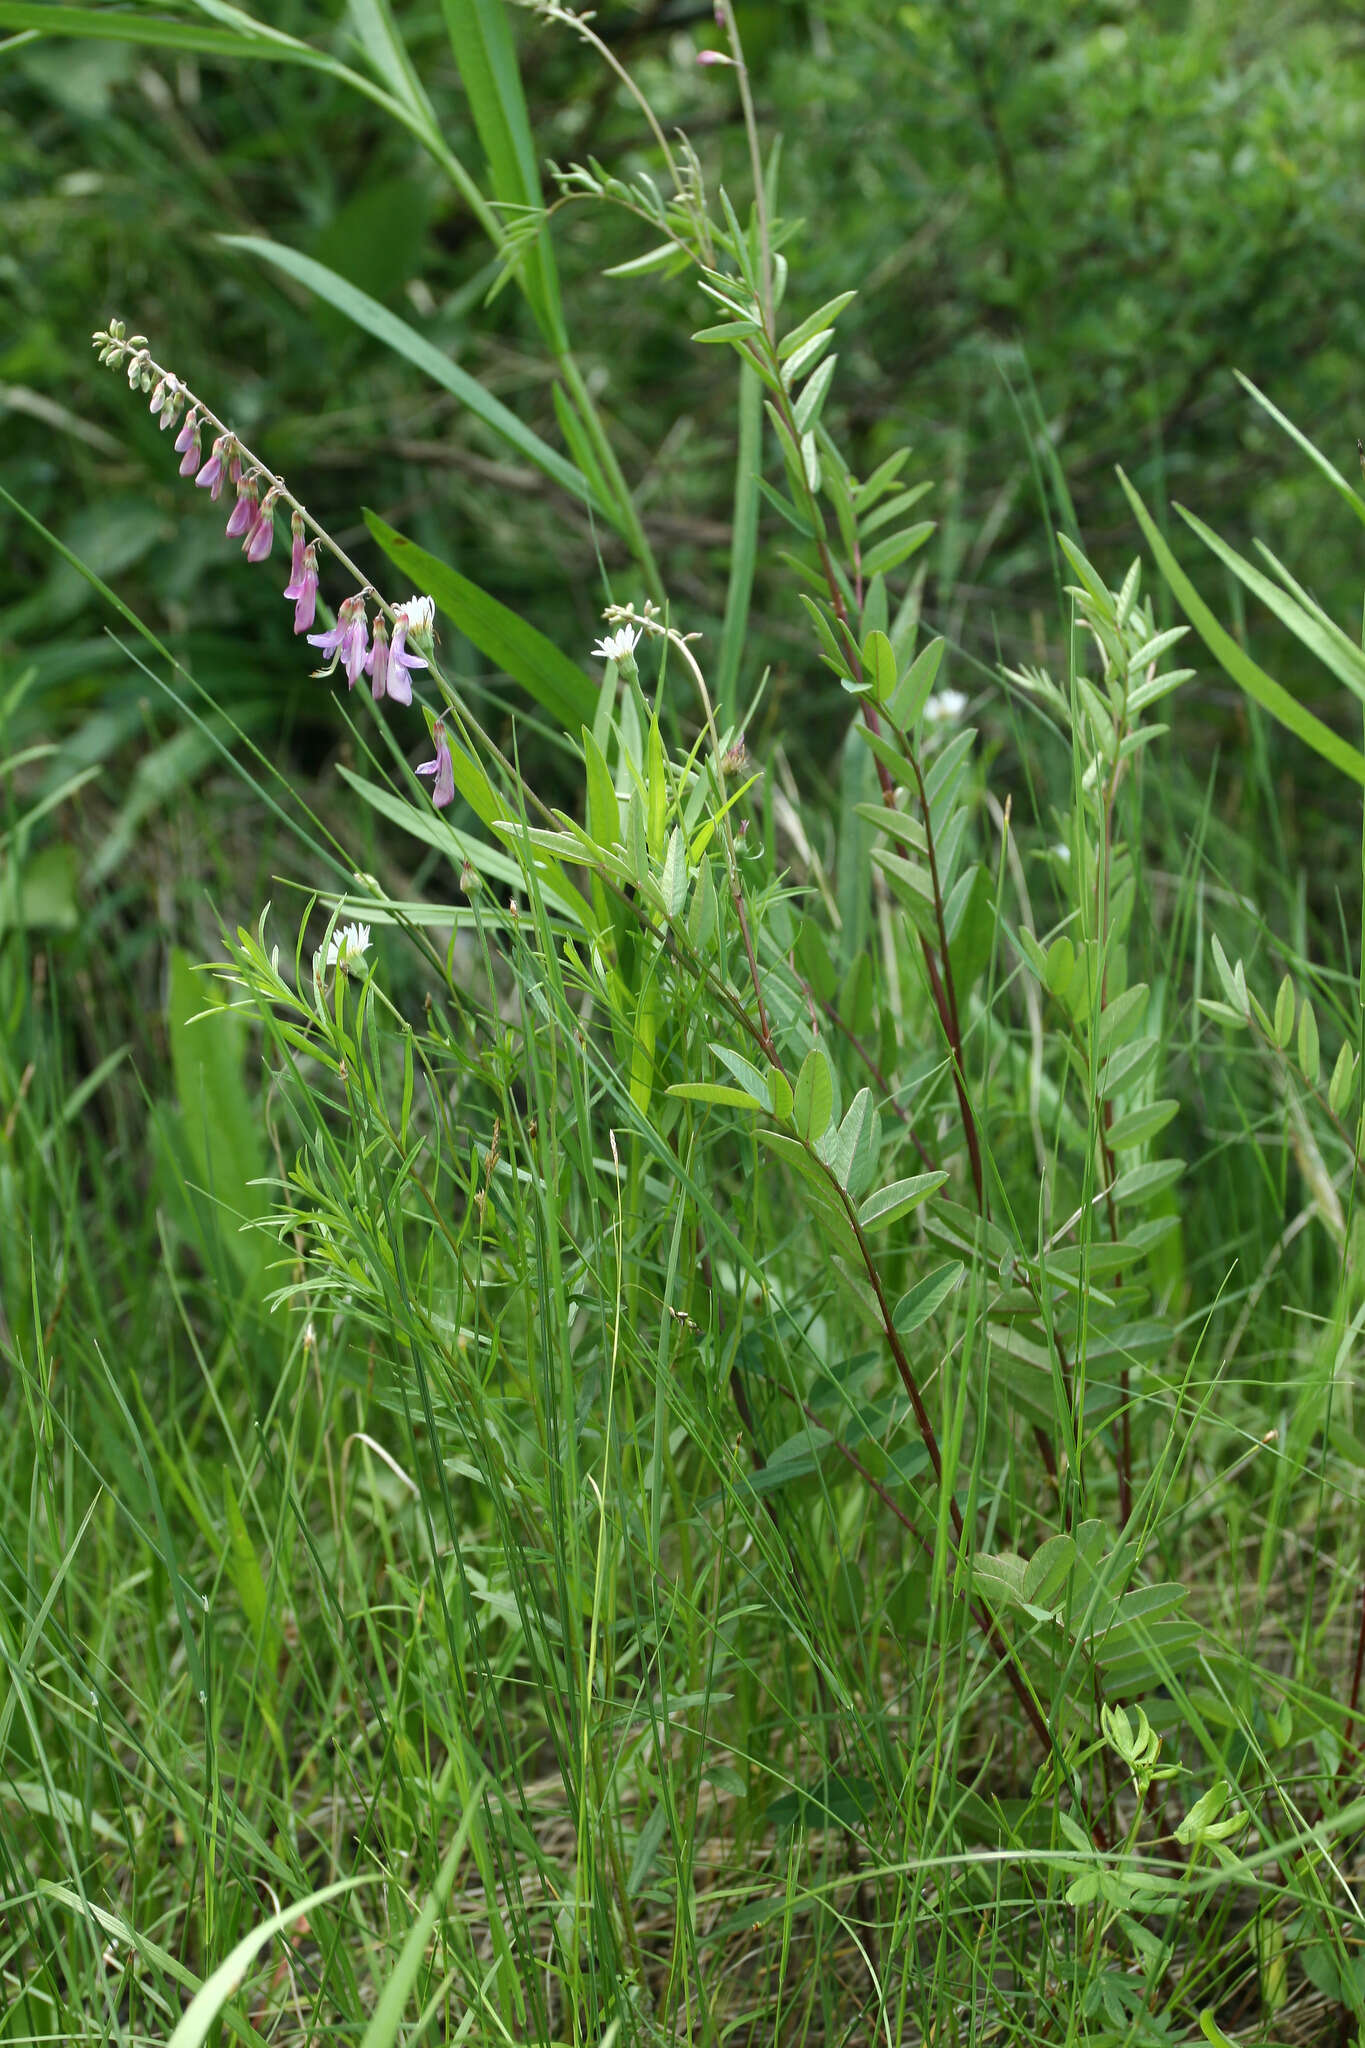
[92,318,450,807]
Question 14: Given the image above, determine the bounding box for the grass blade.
[358,1804,483,2048]
[166,1878,373,2048]
[1118,468,1365,787]
[437,0,565,347]
[1233,369,1365,533]
[1173,502,1365,710]
[221,235,603,513]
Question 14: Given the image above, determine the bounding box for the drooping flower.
[370,596,430,706]
[416,720,455,809]
[195,433,233,501]
[591,624,641,665]
[283,524,319,634]
[149,372,178,418]
[323,921,371,970]
[175,408,201,477]
[308,593,369,689]
[244,487,279,564]
[286,511,307,590]
[366,614,392,701]
[225,471,260,541]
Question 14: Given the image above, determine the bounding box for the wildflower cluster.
[92,318,451,803]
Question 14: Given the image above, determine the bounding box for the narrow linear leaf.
[168,1880,374,2048]
[222,236,599,511]
[1118,469,1365,786]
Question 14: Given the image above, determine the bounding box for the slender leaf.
[222,236,600,512]
[1118,470,1365,787]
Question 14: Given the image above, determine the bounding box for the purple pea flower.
[308,593,369,689]
[367,597,429,706]
[225,471,260,541]
[283,525,319,634]
[367,614,392,701]
[245,487,279,564]
[195,433,232,501]
[286,511,307,589]
[175,408,201,477]
[417,720,455,809]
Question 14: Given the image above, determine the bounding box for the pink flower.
[245,487,279,564]
[367,614,392,701]
[175,408,201,477]
[225,472,260,540]
[309,593,369,688]
[286,511,306,588]
[283,525,319,634]
[368,601,428,706]
[195,433,232,501]
[416,720,455,809]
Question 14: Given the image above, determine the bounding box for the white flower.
[591,624,641,664]
[922,688,969,729]
[323,921,371,969]
[395,593,435,638]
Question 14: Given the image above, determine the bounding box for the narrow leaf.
[223,236,598,511]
